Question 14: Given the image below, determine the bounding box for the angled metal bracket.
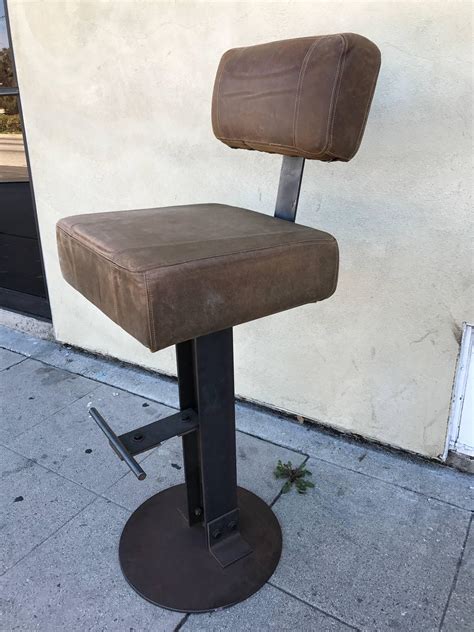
[206,508,252,568]
[89,407,198,481]
[120,409,198,456]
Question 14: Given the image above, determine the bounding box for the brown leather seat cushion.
[57,204,338,351]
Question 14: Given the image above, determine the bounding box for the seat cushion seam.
[329,242,339,295]
[80,227,333,259]
[59,224,329,249]
[60,213,323,246]
[57,226,150,274]
[144,239,337,280]
[144,271,156,351]
[58,225,336,273]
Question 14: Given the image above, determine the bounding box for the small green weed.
[274,460,315,494]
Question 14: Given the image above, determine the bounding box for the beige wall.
[8,0,473,458]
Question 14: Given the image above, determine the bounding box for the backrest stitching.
[292,36,326,148]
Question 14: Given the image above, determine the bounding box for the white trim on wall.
[444,322,474,460]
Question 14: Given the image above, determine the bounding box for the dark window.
[0,0,50,318]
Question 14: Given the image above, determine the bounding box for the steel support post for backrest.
[274,155,305,222]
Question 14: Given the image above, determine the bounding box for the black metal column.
[176,339,203,526]
[193,328,237,521]
[192,329,251,566]
[119,326,282,611]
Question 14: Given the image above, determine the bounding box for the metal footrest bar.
[88,407,199,480]
[89,407,146,480]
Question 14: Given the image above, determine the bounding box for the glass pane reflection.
[0,2,27,181]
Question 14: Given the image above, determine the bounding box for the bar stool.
[57,33,380,613]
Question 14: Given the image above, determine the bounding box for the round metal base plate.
[119,484,282,613]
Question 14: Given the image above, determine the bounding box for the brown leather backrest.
[212,33,381,162]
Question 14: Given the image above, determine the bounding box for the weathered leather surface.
[57,204,338,351]
[56,34,382,350]
[212,33,381,161]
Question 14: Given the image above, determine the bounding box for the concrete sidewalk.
[0,324,472,631]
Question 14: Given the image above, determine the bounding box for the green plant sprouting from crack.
[274,460,314,494]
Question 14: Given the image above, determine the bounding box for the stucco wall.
[7,1,473,458]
